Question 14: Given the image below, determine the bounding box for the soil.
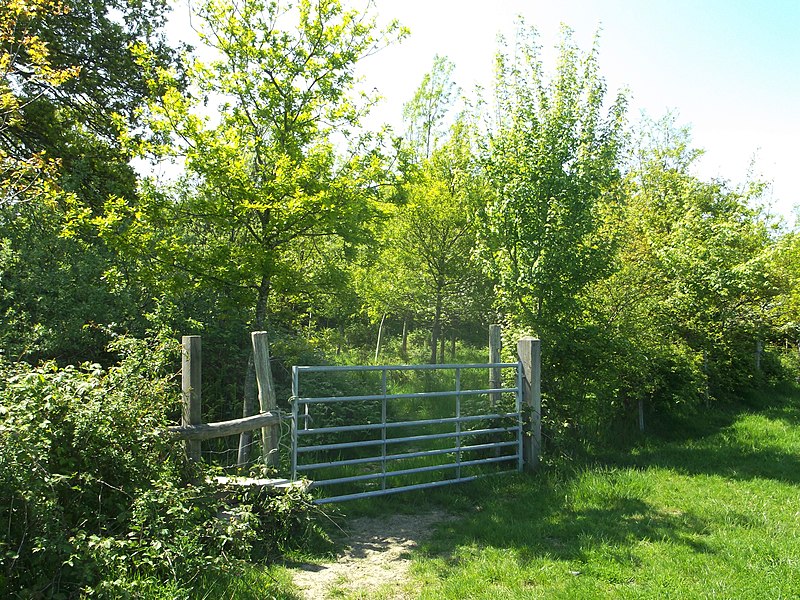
[291,510,452,599]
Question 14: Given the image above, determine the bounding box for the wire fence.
[196,416,294,475]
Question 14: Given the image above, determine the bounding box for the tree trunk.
[239,275,270,467]
[254,274,270,331]
[450,330,456,361]
[755,340,763,372]
[430,293,443,364]
[638,398,645,432]
[375,312,387,363]
[237,352,256,467]
[400,315,408,361]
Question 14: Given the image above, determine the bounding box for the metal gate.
[290,362,522,504]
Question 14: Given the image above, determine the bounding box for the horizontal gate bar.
[295,425,520,453]
[311,454,518,488]
[292,361,524,504]
[295,362,518,373]
[296,440,520,471]
[296,411,520,435]
[294,387,518,405]
[313,469,519,504]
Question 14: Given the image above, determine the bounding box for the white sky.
[166,0,800,223]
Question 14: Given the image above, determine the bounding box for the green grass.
[190,564,302,599]
[283,383,800,599]
[102,562,303,599]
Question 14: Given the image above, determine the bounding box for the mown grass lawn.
[283,384,800,599]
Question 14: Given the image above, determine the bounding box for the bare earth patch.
[292,511,452,599]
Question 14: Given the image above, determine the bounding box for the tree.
[2,0,179,148]
[116,0,404,332]
[359,59,488,363]
[93,0,405,459]
[475,23,629,441]
[772,229,800,345]
[2,0,181,207]
[402,54,457,160]
[481,23,627,334]
[0,0,183,363]
[362,117,489,363]
[404,121,489,363]
[582,114,786,427]
[1,0,79,205]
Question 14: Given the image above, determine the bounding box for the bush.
[773,346,800,383]
[0,334,327,597]
[0,335,185,595]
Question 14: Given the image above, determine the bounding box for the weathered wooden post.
[517,336,541,471]
[252,331,280,468]
[181,335,202,462]
[237,355,257,467]
[489,324,502,409]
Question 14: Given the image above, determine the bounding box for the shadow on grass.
[626,441,800,484]
[619,384,800,484]
[646,382,800,441]
[314,383,800,594]
[403,384,800,573]
[418,474,713,571]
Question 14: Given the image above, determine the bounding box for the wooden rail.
[169,410,281,441]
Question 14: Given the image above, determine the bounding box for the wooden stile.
[170,411,280,441]
[178,333,281,467]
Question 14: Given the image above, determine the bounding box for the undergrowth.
[0,334,330,598]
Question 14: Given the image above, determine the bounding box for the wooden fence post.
[181,335,202,462]
[489,324,502,409]
[252,331,279,468]
[237,354,256,468]
[517,336,541,471]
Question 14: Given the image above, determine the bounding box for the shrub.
[0,335,183,595]
[0,334,326,597]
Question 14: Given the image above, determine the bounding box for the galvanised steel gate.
[290,362,522,504]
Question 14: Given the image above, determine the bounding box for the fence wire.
[197,413,289,476]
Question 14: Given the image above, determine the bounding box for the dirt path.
[292,511,452,599]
